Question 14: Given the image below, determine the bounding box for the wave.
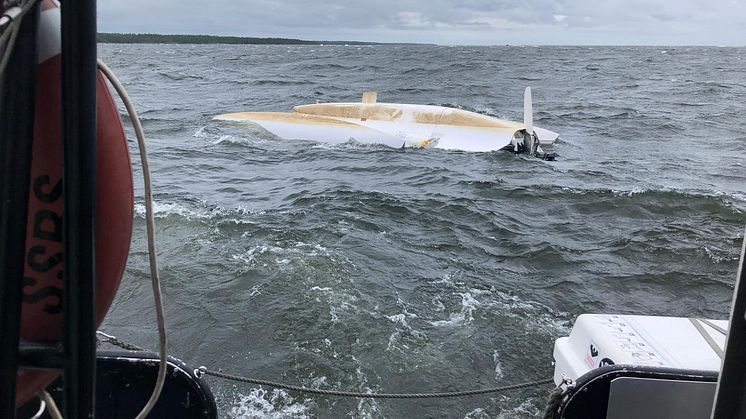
[401,67,433,75]
[307,285,359,324]
[251,79,316,86]
[133,200,263,224]
[430,291,481,327]
[306,140,401,152]
[211,135,258,146]
[457,179,505,188]
[300,63,355,71]
[495,400,543,419]
[103,43,746,419]
[425,283,570,337]
[529,185,745,217]
[669,101,713,107]
[158,72,204,81]
[230,388,312,419]
[391,87,439,93]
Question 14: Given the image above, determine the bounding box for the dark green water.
[98,44,745,418]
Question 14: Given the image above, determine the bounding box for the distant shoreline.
[96,33,426,46]
[96,34,738,47]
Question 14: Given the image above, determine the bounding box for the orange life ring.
[15,0,134,406]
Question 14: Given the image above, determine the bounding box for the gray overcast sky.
[99,0,746,45]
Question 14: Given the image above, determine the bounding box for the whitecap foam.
[430,291,481,327]
[135,200,260,223]
[231,245,285,267]
[431,297,446,312]
[309,139,395,151]
[430,272,461,287]
[496,399,541,419]
[464,408,490,419]
[308,286,359,323]
[239,242,331,261]
[385,297,427,351]
[310,376,327,389]
[293,242,329,256]
[611,186,646,196]
[703,246,737,264]
[350,355,381,418]
[248,284,263,297]
[193,125,208,138]
[493,350,504,379]
[134,201,197,219]
[212,135,253,146]
[356,397,382,419]
[428,287,569,335]
[387,329,405,351]
[489,289,571,335]
[230,388,312,419]
[492,290,537,312]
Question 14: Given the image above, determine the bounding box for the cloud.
[393,12,431,29]
[98,0,746,45]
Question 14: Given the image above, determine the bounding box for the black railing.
[0,5,40,419]
[61,0,99,417]
[712,231,746,418]
[0,0,99,417]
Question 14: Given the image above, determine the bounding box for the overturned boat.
[214,88,559,159]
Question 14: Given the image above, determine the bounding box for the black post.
[0,6,40,418]
[61,0,98,417]
[712,228,746,418]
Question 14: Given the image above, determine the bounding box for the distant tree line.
[96,33,382,45]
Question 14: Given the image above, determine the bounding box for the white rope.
[38,390,62,419]
[29,397,46,419]
[97,59,168,419]
[0,4,166,416]
[0,0,40,78]
[0,10,22,77]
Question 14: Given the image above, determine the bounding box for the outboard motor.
[511,87,557,160]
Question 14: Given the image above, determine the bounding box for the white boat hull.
[220,112,406,148]
[214,93,560,154]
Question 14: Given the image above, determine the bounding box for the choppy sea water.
[98,44,746,418]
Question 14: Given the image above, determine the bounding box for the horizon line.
[97,32,745,48]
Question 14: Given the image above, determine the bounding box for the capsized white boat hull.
[214,91,560,154]
[293,102,559,146]
[217,112,406,148]
[343,118,518,152]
